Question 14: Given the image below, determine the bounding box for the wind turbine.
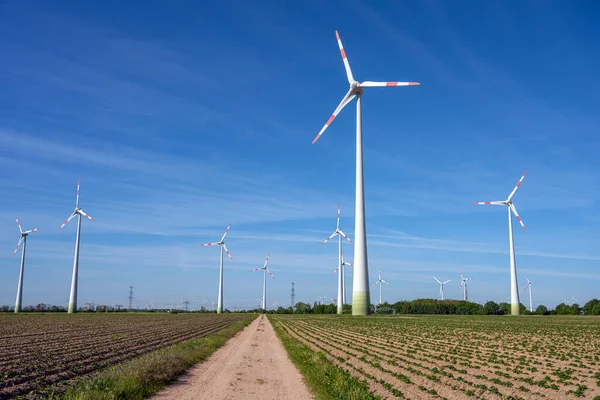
[332,255,354,307]
[59,180,94,314]
[373,269,389,305]
[250,253,274,311]
[458,270,471,301]
[474,172,527,315]
[434,277,451,301]
[311,31,420,316]
[12,217,39,313]
[523,278,533,312]
[200,223,232,314]
[322,205,352,315]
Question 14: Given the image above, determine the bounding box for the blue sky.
[1,0,599,310]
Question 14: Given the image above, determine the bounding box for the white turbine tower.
[312,31,420,316]
[523,278,533,312]
[373,269,389,305]
[458,270,471,301]
[200,223,232,314]
[322,205,352,315]
[474,172,527,315]
[434,277,451,301]
[12,217,39,313]
[59,180,94,314]
[250,253,274,311]
[332,255,354,308]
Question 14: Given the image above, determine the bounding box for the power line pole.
[291,282,295,309]
[182,297,190,312]
[128,286,134,312]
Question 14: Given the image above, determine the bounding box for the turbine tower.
[458,270,471,301]
[59,180,94,314]
[434,277,451,301]
[373,269,389,305]
[474,171,527,315]
[250,253,274,311]
[200,223,232,314]
[523,278,533,312]
[291,282,295,309]
[12,217,39,313]
[311,31,420,316]
[322,205,352,314]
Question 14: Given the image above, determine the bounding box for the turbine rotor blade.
[222,243,233,260]
[443,280,452,284]
[200,242,220,247]
[434,277,442,284]
[473,201,505,205]
[336,204,341,230]
[507,171,527,201]
[249,268,261,272]
[14,216,23,233]
[509,203,526,231]
[338,229,353,243]
[13,237,24,256]
[59,213,77,230]
[76,180,80,208]
[335,31,354,83]
[312,89,356,144]
[332,267,339,275]
[266,268,275,279]
[220,223,232,243]
[359,81,420,87]
[322,231,338,245]
[263,253,271,269]
[24,228,40,234]
[79,209,94,221]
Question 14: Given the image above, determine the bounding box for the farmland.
[272,315,600,399]
[0,313,253,399]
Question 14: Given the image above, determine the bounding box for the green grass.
[53,315,255,400]
[270,316,379,400]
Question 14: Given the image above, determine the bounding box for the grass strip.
[53,315,256,400]
[270,316,380,400]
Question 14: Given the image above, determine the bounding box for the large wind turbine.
[200,223,232,314]
[322,205,352,314]
[59,180,94,314]
[458,270,471,301]
[523,278,533,312]
[250,253,274,311]
[12,217,39,313]
[434,277,451,301]
[373,269,389,305]
[312,31,420,316]
[474,172,527,315]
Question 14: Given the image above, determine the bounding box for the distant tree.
[583,299,600,315]
[294,302,312,314]
[483,301,500,315]
[555,303,572,315]
[535,305,549,315]
[519,303,527,314]
[0,305,11,312]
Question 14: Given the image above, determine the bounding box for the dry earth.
[152,314,314,400]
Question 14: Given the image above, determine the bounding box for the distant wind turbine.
[311,31,420,315]
[523,278,533,312]
[59,180,94,314]
[250,253,274,311]
[458,270,472,301]
[200,223,232,314]
[474,172,527,315]
[434,277,451,301]
[322,205,352,315]
[373,269,389,305]
[12,217,39,313]
[332,254,354,307]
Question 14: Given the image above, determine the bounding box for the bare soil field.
[273,315,600,399]
[153,314,313,400]
[0,313,250,399]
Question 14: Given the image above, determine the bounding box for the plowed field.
[0,313,251,399]
[273,315,600,399]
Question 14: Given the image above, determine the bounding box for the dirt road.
[152,314,314,400]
